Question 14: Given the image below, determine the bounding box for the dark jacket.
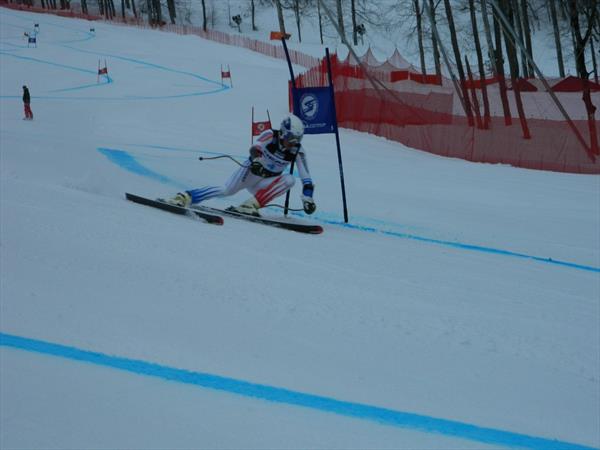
[22,87,30,104]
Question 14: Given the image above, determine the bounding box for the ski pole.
[198,155,245,167]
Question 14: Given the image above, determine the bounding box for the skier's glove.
[302,195,316,215]
[249,145,262,160]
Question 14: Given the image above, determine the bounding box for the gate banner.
[292,86,336,135]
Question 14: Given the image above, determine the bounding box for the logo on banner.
[300,93,319,120]
[292,86,335,134]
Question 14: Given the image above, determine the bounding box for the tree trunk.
[317,0,324,44]
[336,0,345,41]
[201,0,207,31]
[251,0,256,31]
[415,0,427,75]
[429,0,441,77]
[500,0,531,138]
[146,0,153,24]
[443,0,474,125]
[294,0,302,42]
[275,0,286,35]
[465,57,483,129]
[510,0,526,77]
[591,37,598,84]
[470,0,491,128]
[130,0,136,18]
[493,8,512,125]
[153,0,162,25]
[520,0,534,77]
[549,0,565,77]
[166,0,176,24]
[351,0,357,45]
[480,0,496,76]
[568,0,598,157]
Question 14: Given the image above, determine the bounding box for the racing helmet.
[280,114,304,144]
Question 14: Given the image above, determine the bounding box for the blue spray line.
[98,148,187,190]
[99,146,600,274]
[0,332,596,450]
[318,218,600,273]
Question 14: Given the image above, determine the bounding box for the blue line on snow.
[101,147,600,273]
[0,333,596,450]
[319,219,600,273]
[98,148,186,190]
[59,44,226,88]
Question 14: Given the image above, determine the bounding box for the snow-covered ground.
[1,8,599,450]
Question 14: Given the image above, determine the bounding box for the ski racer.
[167,114,316,217]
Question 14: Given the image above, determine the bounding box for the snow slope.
[1,8,599,449]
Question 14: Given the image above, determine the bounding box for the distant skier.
[22,85,33,120]
[167,114,316,217]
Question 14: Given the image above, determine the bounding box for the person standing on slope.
[22,85,33,120]
[167,114,316,217]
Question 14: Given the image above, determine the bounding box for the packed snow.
[0,7,599,450]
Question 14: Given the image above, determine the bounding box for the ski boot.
[166,192,191,208]
[227,197,261,216]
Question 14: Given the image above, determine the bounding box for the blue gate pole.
[326,48,349,223]
[281,37,297,217]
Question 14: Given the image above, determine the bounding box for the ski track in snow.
[98,145,600,274]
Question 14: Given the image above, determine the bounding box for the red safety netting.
[295,51,600,174]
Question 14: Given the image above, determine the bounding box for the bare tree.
[443,0,474,125]
[275,0,287,35]
[429,0,442,77]
[317,0,324,44]
[480,0,496,75]
[469,0,491,127]
[499,0,531,138]
[520,0,534,77]
[591,35,598,83]
[336,0,345,40]
[292,0,302,41]
[549,0,566,77]
[568,0,598,155]
[108,0,116,19]
[166,0,176,24]
[510,0,526,76]
[415,0,427,74]
[351,0,358,45]
[493,4,513,124]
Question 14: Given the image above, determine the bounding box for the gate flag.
[292,87,335,135]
